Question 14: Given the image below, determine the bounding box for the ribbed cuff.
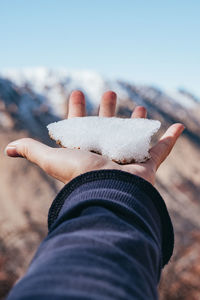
[48,169,174,266]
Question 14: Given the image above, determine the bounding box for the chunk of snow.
[47,117,161,163]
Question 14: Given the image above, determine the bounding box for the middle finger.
[99,91,117,117]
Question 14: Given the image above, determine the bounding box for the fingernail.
[7,140,20,147]
[4,146,22,157]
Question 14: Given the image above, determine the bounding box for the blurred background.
[0,1,200,299]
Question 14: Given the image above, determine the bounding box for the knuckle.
[17,138,33,159]
[21,142,30,159]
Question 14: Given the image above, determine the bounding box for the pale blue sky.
[0,0,200,95]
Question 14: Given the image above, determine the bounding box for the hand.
[4,90,184,185]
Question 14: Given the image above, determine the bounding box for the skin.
[4,90,184,186]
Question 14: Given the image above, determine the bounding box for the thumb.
[4,138,53,170]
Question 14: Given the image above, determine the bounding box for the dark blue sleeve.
[7,170,174,300]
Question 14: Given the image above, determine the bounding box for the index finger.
[68,90,86,118]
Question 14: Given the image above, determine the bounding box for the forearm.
[7,170,174,300]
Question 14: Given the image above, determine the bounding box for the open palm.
[5,90,184,185]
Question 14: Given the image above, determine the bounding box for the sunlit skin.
[5,90,184,186]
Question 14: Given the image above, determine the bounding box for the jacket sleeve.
[7,170,174,300]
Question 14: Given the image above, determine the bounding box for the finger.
[68,90,86,118]
[99,91,117,117]
[4,138,53,171]
[131,106,147,118]
[150,123,185,170]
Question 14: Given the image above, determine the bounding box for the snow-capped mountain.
[0,67,199,139]
[0,67,198,115]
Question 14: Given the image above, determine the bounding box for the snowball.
[47,117,161,164]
